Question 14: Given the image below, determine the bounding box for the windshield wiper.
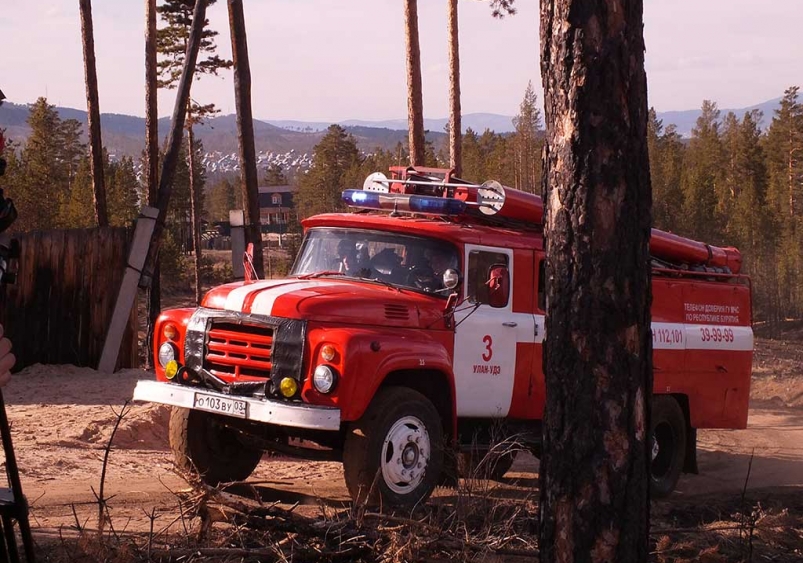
[297,270,346,280]
[298,270,401,293]
[359,274,402,292]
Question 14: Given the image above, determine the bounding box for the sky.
[1,0,801,122]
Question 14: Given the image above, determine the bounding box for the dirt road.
[3,336,802,544]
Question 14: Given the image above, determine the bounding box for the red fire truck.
[134,167,753,507]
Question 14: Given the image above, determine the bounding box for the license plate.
[193,393,248,418]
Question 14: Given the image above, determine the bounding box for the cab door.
[453,245,534,417]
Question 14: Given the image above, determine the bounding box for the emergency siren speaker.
[363,172,390,193]
[473,180,544,226]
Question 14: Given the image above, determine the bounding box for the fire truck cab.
[134,167,753,507]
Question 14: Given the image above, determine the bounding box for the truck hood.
[202,278,447,328]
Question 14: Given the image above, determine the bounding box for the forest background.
[1,83,801,331]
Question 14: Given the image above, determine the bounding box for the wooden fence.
[0,227,137,371]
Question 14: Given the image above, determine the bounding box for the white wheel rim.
[381,415,430,495]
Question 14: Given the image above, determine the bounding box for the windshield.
[291,228,459,295]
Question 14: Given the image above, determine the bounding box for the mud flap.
[683,427,698,474]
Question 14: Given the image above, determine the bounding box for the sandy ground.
[2,334,802,553]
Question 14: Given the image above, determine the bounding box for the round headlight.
[158,342,177,367]
[313,365,338,394]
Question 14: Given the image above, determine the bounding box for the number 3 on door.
[482,334,493,362]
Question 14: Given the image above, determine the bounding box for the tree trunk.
[539,1,653,562]
[145,0,160,365]
[227,0,265,279]
[447,0,461,177]
[79,0,108,227]
[789,130,795,217]
[141,0,208,287]
[404,0,425,166]
[187,122,203,304]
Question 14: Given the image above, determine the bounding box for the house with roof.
[258,185,296,233]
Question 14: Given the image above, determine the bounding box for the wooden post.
[230,209,245,280]
[98,208,158,373]
[79,0,108,227]
[227,0,265,278]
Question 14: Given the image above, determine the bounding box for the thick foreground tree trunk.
[145,0,160,363]
[447,0,461,176]
[79,0,108,227]
[539,1,653,562]
[228,0,265,278]
[404,0,425,166]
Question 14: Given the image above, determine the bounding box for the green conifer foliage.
[647,108,685,231]
[764,86,803,320]
[295,125,361,220]
[680,100,724,243]
[512,81,543,194]
[206,177,241,223]
[5,98,86,231]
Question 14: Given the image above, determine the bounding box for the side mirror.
[486,264,509,308]
[442,268,460,290]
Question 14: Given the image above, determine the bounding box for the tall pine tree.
[157,0,231,302]
[511,81,543,194]
[680,100,723,243]
[295,125,361,219]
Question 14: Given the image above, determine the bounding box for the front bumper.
[133,380,341,431]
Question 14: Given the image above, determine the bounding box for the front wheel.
[169,407,264,486]
[650,396,687,498]
[343,387,444,508]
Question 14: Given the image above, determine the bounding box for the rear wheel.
[650,396,687,498]
[169,407,263,486]
[343,387,444,508]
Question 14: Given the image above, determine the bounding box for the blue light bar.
[342,190,466,216]
[409,195,466,215]
[343,190,378,207]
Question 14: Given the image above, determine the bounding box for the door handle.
[502,321,518,327]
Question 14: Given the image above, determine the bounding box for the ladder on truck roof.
[345,166,746,277]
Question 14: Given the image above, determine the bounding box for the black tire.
[343,387,444,508]
[169,407,263,486]
[458,449,516,481]
[651,396,687,498]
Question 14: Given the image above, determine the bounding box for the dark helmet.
[337,239,356,257]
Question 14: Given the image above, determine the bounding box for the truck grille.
[204,322,273,379]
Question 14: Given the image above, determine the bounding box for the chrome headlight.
[313,365,338,394]
[158,342,178,367]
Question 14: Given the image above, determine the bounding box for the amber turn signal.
[163,323,179,341]
[321,344,337,362]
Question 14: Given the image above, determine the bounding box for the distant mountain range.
[0,97,783,163]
